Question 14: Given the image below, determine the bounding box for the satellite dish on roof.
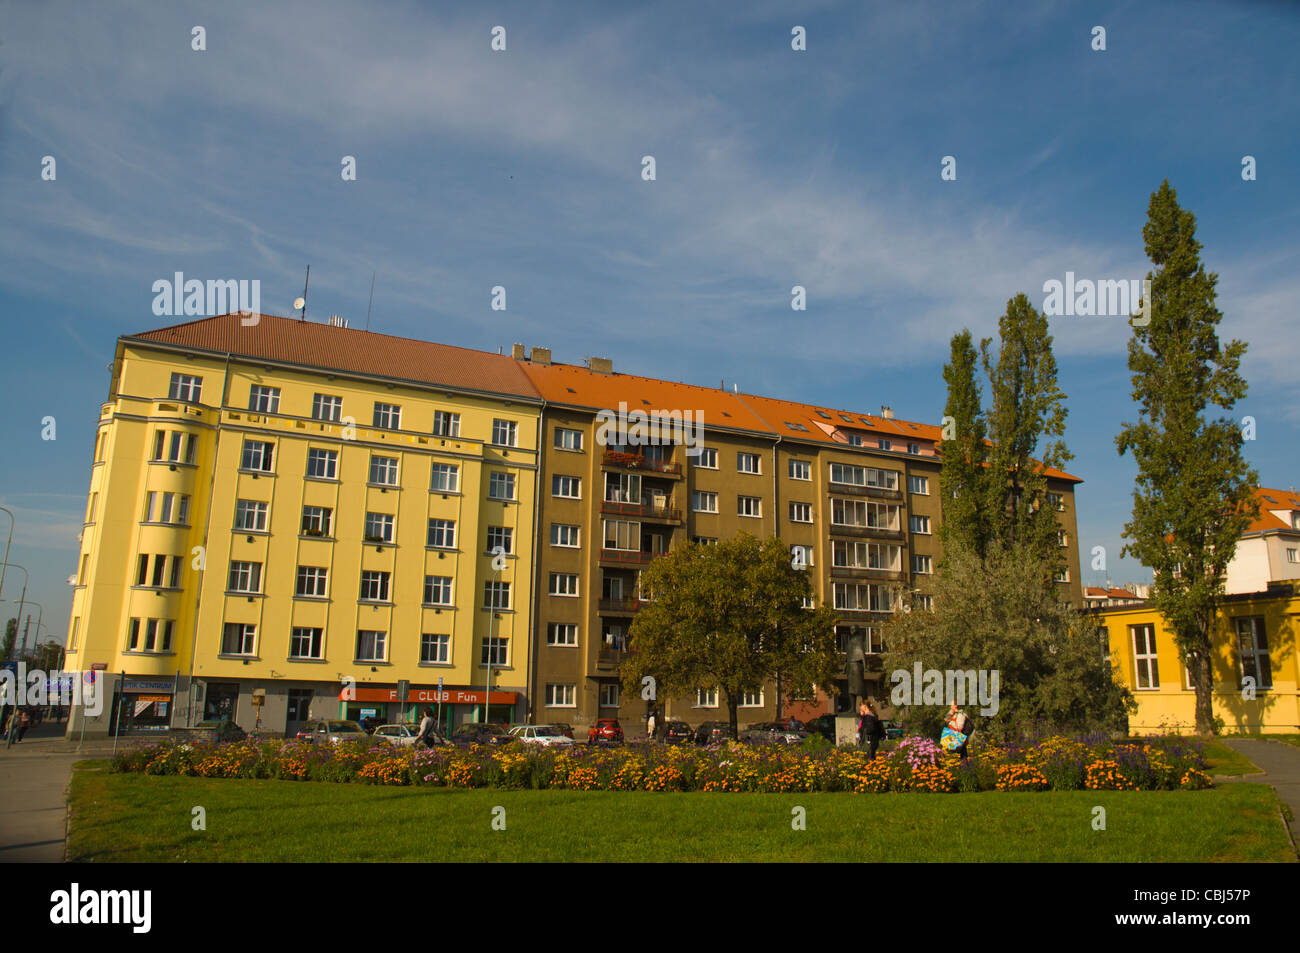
[293,297,306,311]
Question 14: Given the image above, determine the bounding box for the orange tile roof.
[1246,487,1300,534]
[126,313,543,401]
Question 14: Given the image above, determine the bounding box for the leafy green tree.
[883,543,1133,743]
[980,293,1072,580]
[623,535,840,736]
[1,618,15,662]
[1116,181,1258,737]
[939,330,992,560]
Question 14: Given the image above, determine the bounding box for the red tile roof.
[1246,487,1300,534]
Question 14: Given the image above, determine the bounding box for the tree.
[622,535,840,737]
[1,618,15,662]
[980,293,1072,579]
[1116,180,1258,737]
[883,542,1134,743]
[939,330,992,560]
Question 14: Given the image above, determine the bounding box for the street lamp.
[12,599,43,658]
[3,564,28,659]
[0,505,13,608]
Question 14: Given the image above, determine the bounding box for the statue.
[845,629,867,709]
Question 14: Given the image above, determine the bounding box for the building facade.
[1223,488,1300,595]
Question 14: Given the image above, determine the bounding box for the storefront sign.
[338,686,516,705]
[123,679,175,694]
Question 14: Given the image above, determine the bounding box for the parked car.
[508,724,576,747]
[372,723,434,747]
[587,718,624,744]
[551,723,576,740]
[662,720,693,745]
[195,718,246,743]
[880,719,903,740]
[740,721,808,745]
[450,723,517,747]
[694,721,737,746]
[298,719,370,745]
[806,714,838,741]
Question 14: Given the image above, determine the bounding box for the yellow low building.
[1098,582,1300,734]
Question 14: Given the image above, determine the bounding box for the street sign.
[397,679,409,702]
[91,662,107,671]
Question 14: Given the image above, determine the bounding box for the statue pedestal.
[835,713,858,747]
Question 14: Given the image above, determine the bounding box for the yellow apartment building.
[1097,582,1300,734]
[65,313,543,737]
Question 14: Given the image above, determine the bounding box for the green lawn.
[1203,740,1263,776]
[68,763,1295,863]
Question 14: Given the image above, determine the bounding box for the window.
[547,623,578,647]
[94,432,106,462]
[554,427,583,451]
[369,455,399,486]
[430,463,460,493]
[153,430,196,464]
[604,471,641,503]
[241,440,274,473]
[427,518,456,549]
[1054,569,1070,583]
[86,492,98,523]
[1048,492,1065,511]
[248,385,280,413]
[738,495,762,517]
[221,623,256,656]
[867,468,899,490]
[234,500,268,532]
[69,617,80,651]
[1131,624,1159,689]
[228,561,262,594]
[910,515,932,535]
[301,505,333,537]
[364,512,394,543]
[290,627,323,660]
[373,402,401,430]
[737,452,761,474]
[359,570,391,602]
[552,475,581,499]
[1286,548,1298,564]
[600,683,621,708]
[482,637,508,667]
[603,519,640,551]
[914,594,934,611]
[740,691,763,708]
[545,684,576,708]
[432,411,460,437]
[421,633,450,664]
[486,526,513,555]
[694,448,718,469]
[296,566,328,598]
[693,536,718,546]
[1058,530,1069,548]
[846,434,864,447]
[488,472,516,501]
[168,373,202,403]
[551,524,580,547]
[356,630,387,662]
[830,463,865,486]
[550,573,580,597]
[789,459,811,481]
[692,491,718,513]
[789,501,812,523]
[483,581,511,610]
[907,443,920,455]
[491,419,518,447]
[695,688,718,708]
[424,575,453,606]
[1236,617,1272,690]
[912,554,933,574]
[908,475,929,495]
[833,583,893,612]
[312,393,342,422]
[878,439,892,451]
[306,448,338,479]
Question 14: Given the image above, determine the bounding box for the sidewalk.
[0,722,154,862]
[1220,738,1300,848]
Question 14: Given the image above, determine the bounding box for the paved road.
[1221,738,1300,847]
[0,721,152,863]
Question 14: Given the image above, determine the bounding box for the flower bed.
[109,733,1214,794]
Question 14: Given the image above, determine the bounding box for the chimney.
[589,357,613,375]
[511,343,526,360]
[530,346,552,365]
[327,315,349,328]
[880,405,894,420]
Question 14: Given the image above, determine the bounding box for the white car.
[507,724,576,747]
[298,719,370,745]
[372,723,422,747]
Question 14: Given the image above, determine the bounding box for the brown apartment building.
[514,345,1083,734]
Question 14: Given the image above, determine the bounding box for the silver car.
[300,719,370,745]
[507,724,576,747]
[372,723,422,747]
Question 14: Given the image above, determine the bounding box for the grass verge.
[67,762,1295,863]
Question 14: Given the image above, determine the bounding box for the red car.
[587,718,624,744]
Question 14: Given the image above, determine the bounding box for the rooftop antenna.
[295,265,310,321]
[365,271,375,331]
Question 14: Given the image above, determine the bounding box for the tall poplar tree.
[980,293,1072,579]
[939,330,991,560]
[1116,181,1258,737]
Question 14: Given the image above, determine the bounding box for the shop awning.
[338,686,518,704]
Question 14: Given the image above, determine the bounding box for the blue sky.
[2,0,1298,645]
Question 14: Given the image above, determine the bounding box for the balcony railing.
[828,566,906,582]
[828,481,902,499]
[599,548,669,566]
[602,451,682,477]
[600,499,682,522]
[828,524,904,540]
[598,597,644,613]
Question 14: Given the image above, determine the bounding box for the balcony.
[602,451,682,478]
[594,647,628,674]
[828,523,905,542]
[828,482,902,500]
[598,597,644,614]
[599,548,669,567]
[829,566,906,583]
[600,498,682,523]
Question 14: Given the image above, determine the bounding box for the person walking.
[415,707,438,748]
[16,708,31,742]
[857,701,885,760]
[942,701,972,762]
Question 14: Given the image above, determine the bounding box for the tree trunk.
[1192,623,1216,738]
[727,697,739,739]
